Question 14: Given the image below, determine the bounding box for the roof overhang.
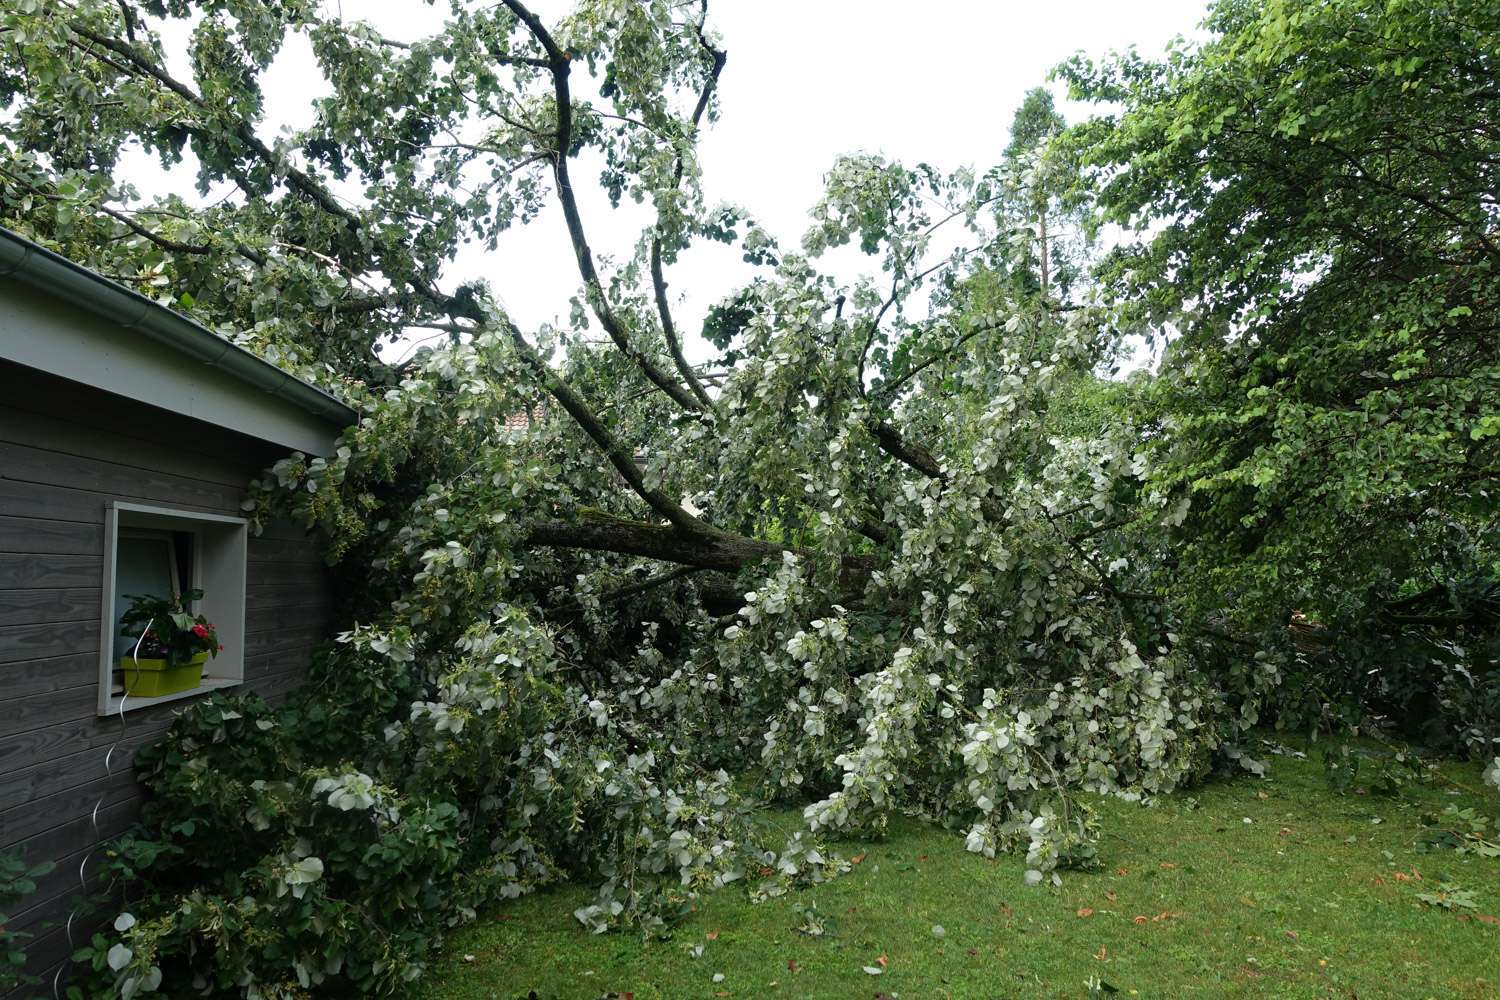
[0,228,356,455]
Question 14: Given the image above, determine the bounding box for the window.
[97,502,248,714]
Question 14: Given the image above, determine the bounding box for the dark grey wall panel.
[246,535,330,565]
[246,582,332,612]
[0,652,98,702]
[0,731,153,814]
[0,476,221,525]
[0,767,138,847]
[0,686,97,738]
[0,441,243,512]
[0,516,102,556]
[0,402,261,490]
[0,622,98,665]
[0,554,102,590]
[0,589,100,628]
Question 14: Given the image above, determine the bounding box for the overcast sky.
[123,1,1211,363]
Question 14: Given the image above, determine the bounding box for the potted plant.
[118,589,222,697]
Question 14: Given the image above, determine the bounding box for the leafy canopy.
[1,0,1495,995]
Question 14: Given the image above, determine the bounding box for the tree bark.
[525,516,787,571]
[525,513,878,578]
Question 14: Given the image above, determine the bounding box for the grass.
[419,740,1500,999]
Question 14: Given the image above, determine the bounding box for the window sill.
[101,677,242,716]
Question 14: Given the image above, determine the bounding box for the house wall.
[0,360,338,992]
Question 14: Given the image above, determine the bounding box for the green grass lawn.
[419,741,1500,999]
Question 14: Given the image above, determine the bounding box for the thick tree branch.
[500,319,713,535]
[525,515,785,571]
[871,420,945,479]
[593,565,706,604]
[500,0,707,415]
[878,320,997,401]
[0,164,270,268]
[647,2,724,412]
[651,240,717,411]
[68,22,462,316]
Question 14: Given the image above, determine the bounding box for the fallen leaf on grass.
[876,954,889,968]
[967,948,979,957]
[1394,870,1423,882]
[1475,914,1500,925]
[850,853,867,865]
[1257,791,1269,800]
[862,966,884,976]
[787,959,801,974]
[1077,907,1095,918]
[1114,868,1130,876]
[1094,945,1108,961]
[1159,862,1177,870]
[1104,891,1117,901]
[1151,911,1179,923]
[706,931,719,940]
[1133,915,1148,925]
[1284,931,1298,940]
[1000,903,1014,917]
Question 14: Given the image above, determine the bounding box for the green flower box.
[121,650,208,698]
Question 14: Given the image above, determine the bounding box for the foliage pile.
[0,0,1494,995]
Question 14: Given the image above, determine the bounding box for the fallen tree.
[5,0,1495,995]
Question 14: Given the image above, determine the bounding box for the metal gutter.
[0,226,357,427]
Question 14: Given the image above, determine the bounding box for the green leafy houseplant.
[119,590,222,666]
[118,591,222,697]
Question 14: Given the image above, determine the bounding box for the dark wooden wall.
[0,360,336,994]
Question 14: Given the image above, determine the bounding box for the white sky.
[122,1,1210,363]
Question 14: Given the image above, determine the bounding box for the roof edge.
[0,227,357,429]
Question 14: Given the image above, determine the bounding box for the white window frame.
[97,502,248,715]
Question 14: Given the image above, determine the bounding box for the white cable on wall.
[52,619,150,999]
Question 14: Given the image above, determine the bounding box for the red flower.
[218,644,225,652]
[191,624,210,638]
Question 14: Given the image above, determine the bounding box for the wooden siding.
[0,360,339,992]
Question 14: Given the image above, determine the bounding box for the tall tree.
[1060,0,1500,732]
[1001,86,1070,298]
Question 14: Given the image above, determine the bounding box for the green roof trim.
[0,226,357,427]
